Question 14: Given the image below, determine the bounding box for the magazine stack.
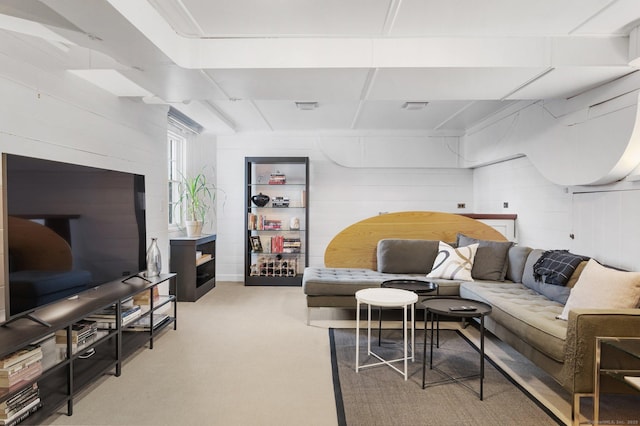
[55,319,99,361]
[0,346,43,426]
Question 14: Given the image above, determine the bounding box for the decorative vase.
[185,220,203,237]
[251,192,270,207]
[289,217,300,230]
[146,237,161,278]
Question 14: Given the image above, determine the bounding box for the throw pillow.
[456,234,514,281]
[532,249,589,286]
[521,249,572,304]
[426,241,478,281]
[376,239,439,274]
[558,259,640,320]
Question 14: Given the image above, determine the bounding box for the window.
[167,107,203,229]
[167,129,185,228]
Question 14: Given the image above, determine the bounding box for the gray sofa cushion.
[522,249,573,304]
[456,234,513,281]
[460,281,567,362]
[506,245,533,283]
[376,239,439,274]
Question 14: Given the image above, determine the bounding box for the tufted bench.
[303,266,461,320]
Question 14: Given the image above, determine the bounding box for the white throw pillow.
[558,258,640,320]
[426,242,478,281]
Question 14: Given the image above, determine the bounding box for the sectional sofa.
[303,211,640,416]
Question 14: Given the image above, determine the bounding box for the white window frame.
[168,129,186,230]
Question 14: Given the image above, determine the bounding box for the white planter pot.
[185,220,203,237]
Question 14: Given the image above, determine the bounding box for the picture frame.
[250,235,263,252]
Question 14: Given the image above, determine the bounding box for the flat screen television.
[2,153,146,325]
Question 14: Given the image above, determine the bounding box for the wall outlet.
[457,203,466,209]
[503,202,509,208]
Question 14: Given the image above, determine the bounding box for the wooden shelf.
[170,235,216,302]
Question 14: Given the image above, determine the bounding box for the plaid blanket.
[532,249,589,286]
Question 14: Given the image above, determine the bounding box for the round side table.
[421,297,492,399]
[355,288,419,380]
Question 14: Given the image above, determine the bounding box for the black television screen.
[3,153,146,322]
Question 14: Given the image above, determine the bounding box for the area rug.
[329,327,563,426]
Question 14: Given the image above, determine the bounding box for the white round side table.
[355,287,419,380]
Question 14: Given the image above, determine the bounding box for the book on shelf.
[55,320,98,343]
[0,383,38,411]
[85,304,142,328]
[268,172,286,184]
[248,213,258,230]
[283,238,301,253]
[127,313,171,332]
[0,383,39,419]
[262,218,282,230]
[0,397,42,426]
[0,361,42,389]
[196,253,212,266]
[0,346,41,370]
[0,352,42,378]
[55,330,109,360]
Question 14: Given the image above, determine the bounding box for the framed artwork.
[250,235,263,252]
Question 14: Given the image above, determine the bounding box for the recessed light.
[295,102,319,110]
[402,102,429,110]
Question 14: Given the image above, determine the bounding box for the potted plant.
[178,172,217,237]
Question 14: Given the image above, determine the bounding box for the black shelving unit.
[169,234,216,301]
[0,273,176,423]
[245,157,309,286]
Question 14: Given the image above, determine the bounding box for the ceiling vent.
[295,102,319,110]
[402,102,429,110]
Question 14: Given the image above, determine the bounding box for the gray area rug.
[330,327,562,426]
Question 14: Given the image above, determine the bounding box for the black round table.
[377,279,439,345]
[421,297,492,400]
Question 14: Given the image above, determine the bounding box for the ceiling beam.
[109,0,630,71]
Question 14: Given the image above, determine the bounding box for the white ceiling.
[1,0,640,134]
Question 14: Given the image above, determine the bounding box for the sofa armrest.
[563,308,640,394]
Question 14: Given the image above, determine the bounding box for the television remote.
[448,305,477,312]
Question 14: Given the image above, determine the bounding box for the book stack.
[271,196,289,207]
[127,313,171,332]
[0,383,42,426]
[262,218,282,230]
[268,172,286,185]
[270,235,284,253]
[283,238,301,253]
[55,320,98,360]
[0,345,43,392]
[85,300,142,329]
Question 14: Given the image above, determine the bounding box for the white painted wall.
[0,57,169,322]
[216,134,473,281]
[474,156,640,271]
[473,157,573,249]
